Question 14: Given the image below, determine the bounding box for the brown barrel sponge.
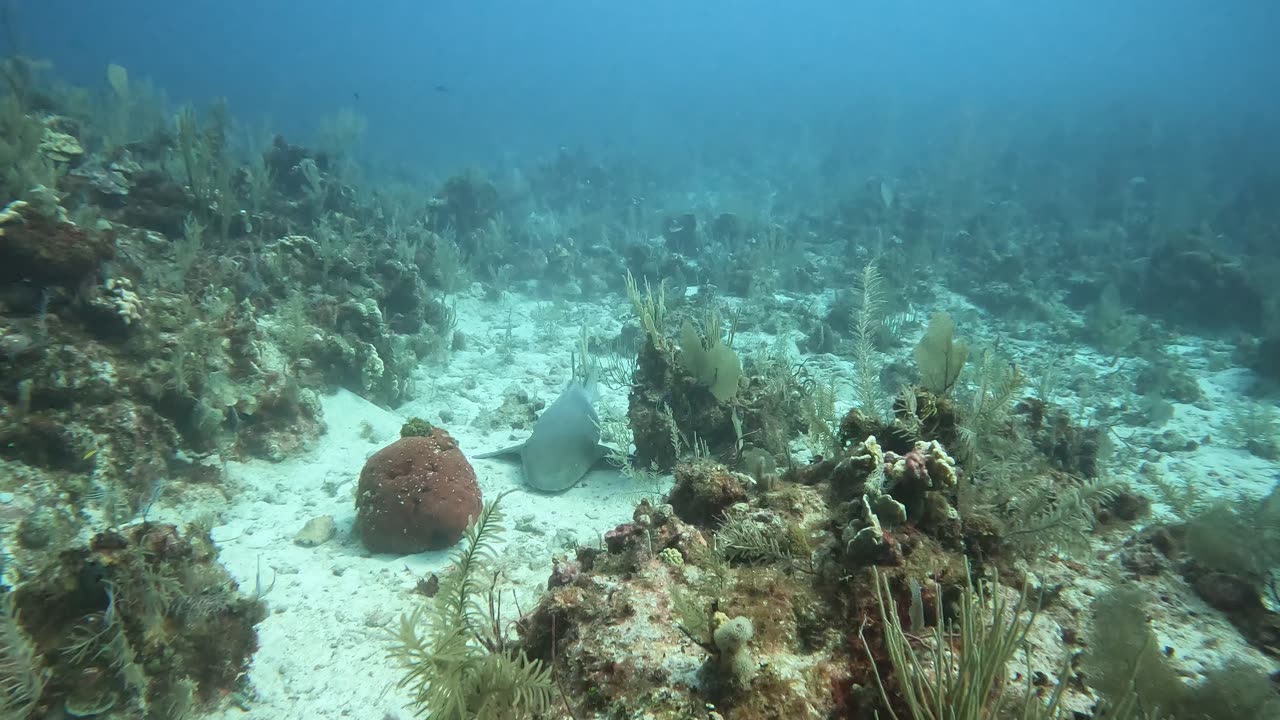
[355,431,483,554]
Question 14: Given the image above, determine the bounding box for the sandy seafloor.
[177,285,1280,719]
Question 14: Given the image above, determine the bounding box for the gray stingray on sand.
[474,359,608,493]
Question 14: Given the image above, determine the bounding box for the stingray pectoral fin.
[473,443,526,460]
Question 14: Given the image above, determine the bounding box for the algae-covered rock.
[8,522,265,718]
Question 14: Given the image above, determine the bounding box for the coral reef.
[624,277,805,473]
[518,434,994,718]
[2,34,1280,720]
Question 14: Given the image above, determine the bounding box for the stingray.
[474,363,607,493]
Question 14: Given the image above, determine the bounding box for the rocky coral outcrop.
[0,199,114,285]
[7,522,265,718]
[517,438,987,718]
[667,458,751,526]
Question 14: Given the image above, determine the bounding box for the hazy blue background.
[9,1,1280,174]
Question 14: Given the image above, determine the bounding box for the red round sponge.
[355,431,482,554]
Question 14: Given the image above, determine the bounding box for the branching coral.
[850,262,889,421]
[0,593,46,719]
[862,569,1080,720]
[1001,476,1122,557]
[954,347,1024,464]
[173,101,237,238]
[388,491,554,719]
[625,270,667,348]
[715,504,815,574]
[0,94,55,201]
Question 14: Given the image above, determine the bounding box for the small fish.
[82,448,98,460]
[352,91,361,101]
[433,84,449,94]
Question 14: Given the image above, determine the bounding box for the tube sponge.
[711,613,756,686]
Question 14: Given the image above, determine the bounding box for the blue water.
[18,1,1280,176]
